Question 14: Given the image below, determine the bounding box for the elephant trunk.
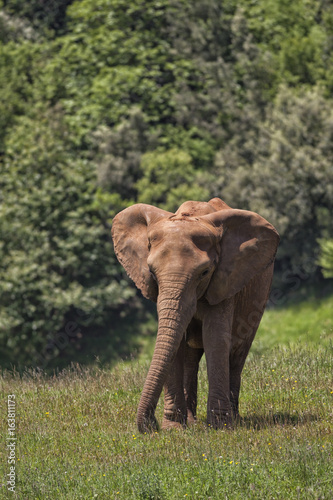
[137,284,196,433]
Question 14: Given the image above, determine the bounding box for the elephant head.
[112,198,279,433]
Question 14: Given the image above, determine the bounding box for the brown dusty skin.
[112,198,279,433]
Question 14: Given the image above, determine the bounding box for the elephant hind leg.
[184,345,204,424]
[229,266,274,418]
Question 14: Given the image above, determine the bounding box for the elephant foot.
[161,419,185,430]
[231,408,240,422]
[162,410,186,430]
[187,409,197,425]
[207,410,232,430]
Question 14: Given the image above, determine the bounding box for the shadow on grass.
[193,411,319,431]
[236,411,319,430]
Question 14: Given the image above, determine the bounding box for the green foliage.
[0,39,43,150]
[137,148,209,212]
[0,109,142,370]
[2,0,74,35]
[240,0,331,86]
[1,0,333,367]
[92,108,159,203]
[214,85,333,282]
[318,239,333,278]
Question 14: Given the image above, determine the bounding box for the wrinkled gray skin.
[112,198,279,433]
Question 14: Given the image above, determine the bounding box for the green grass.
[0,295,333,499]
[253,293,333,355]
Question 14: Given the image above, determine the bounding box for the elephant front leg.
[229,369,241,418]
[162,336,187,430]
[203,300,234,429]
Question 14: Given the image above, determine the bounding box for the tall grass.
[1,342,332,499]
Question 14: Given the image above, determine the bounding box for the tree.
[0,109,142,370]
[2,0,74,35]
[136,148,209,212]
[1,0,333,370]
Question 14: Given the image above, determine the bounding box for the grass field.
[250,293,333,358]
[1,295,332,499]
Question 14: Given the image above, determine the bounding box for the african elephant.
[112,198,279,433]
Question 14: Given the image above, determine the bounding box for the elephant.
[112,197,279,433]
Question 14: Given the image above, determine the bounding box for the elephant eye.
[150,270,157,281]
[201,269,209,277]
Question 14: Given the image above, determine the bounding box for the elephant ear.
[112,204,173,302]
[202,209,280,305]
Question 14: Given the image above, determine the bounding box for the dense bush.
[0,0,333,369]
[0,109,145,369]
